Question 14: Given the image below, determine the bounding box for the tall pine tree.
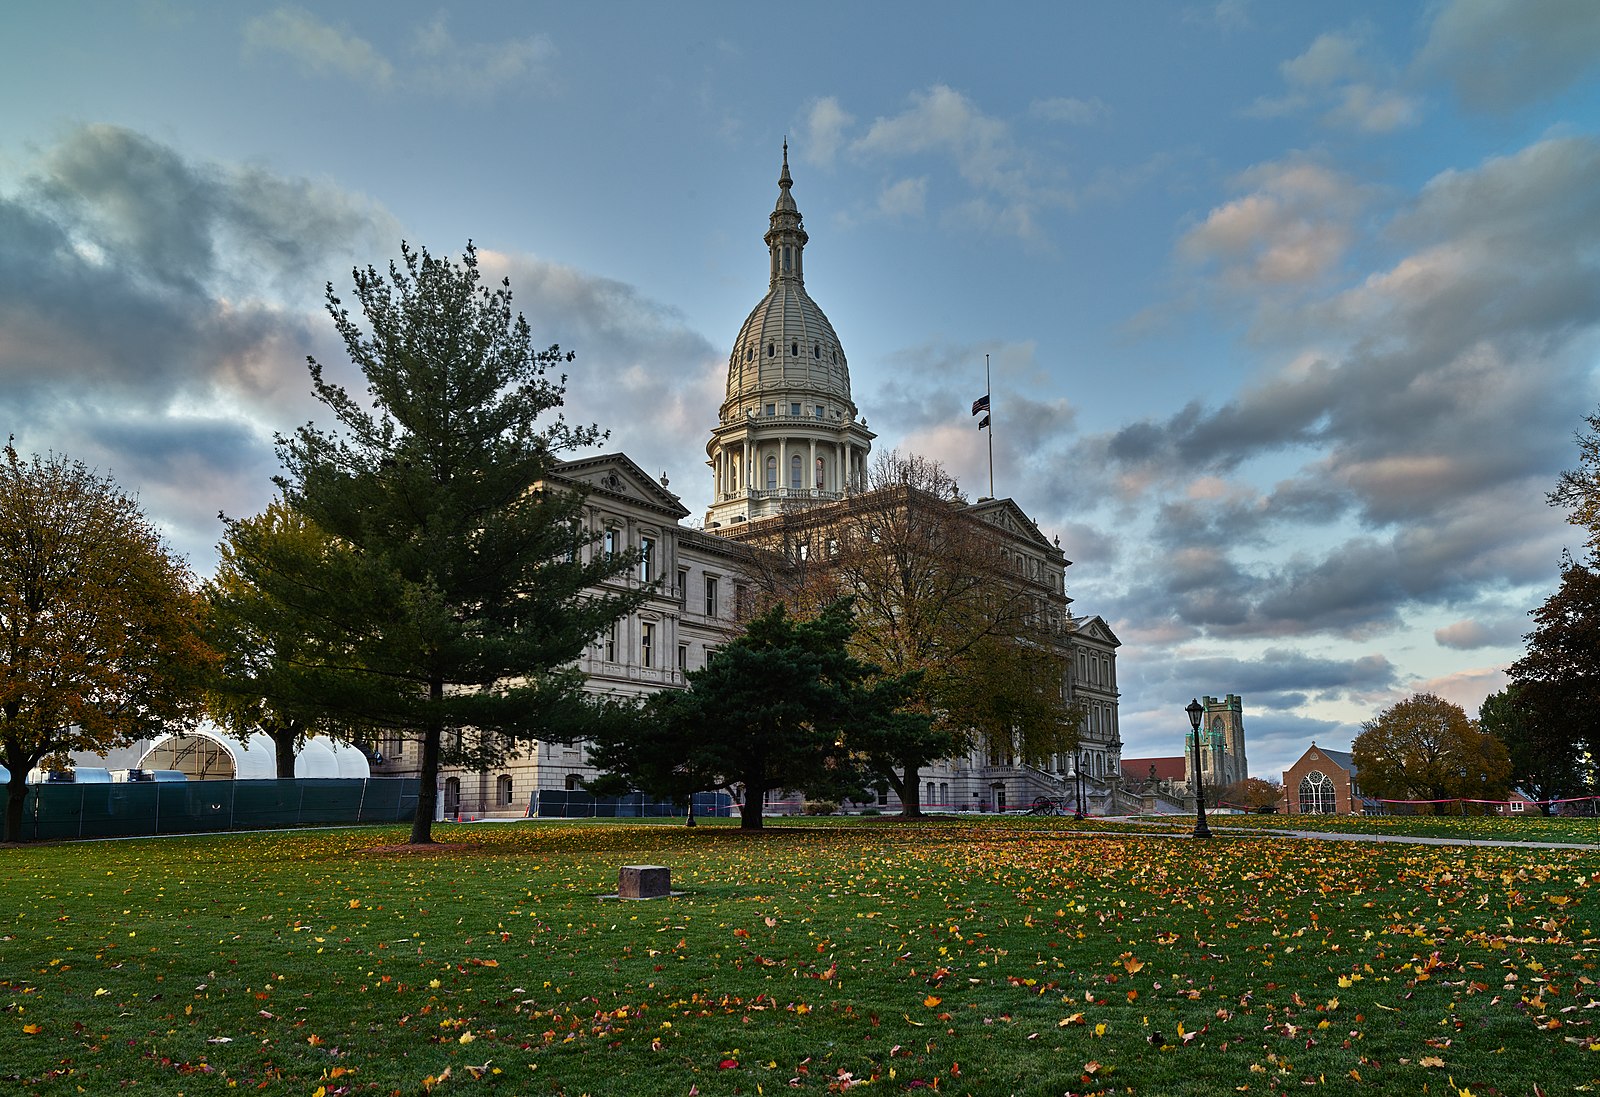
[240,242,645,843]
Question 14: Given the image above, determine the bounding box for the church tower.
[1185,694,1249,791]
[705,144,875,528]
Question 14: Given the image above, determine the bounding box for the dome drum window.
[790,341,798,356]
[767,343,775,357]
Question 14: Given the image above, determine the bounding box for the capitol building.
[381,148,1124,818]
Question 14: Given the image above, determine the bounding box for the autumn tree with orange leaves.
[0,442,214,841]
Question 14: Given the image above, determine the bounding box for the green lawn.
[3,817,1597,1095]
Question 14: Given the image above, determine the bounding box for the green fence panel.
[24,778,421,840]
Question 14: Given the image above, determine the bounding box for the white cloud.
[801,97,855,166]
[244,7,394,89]
[847,85,1072,244]
[409,14,556,99]
[875,176,926,218]
[243,7,555,99]
[1246,25,1421,133]
[1030,96,1110,125]
[1178,158,1370,287]
[1417,0,1600,111]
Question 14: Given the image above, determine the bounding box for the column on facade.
[779,437,788,495]
[808,438,817,494]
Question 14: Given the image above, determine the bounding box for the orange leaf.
[23,1022,42,1034]
[923,995,942,1008]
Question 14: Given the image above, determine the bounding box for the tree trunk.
[739,780,764,830]
[4,769,26,843]
[269,723,297,780]
[896,760,923,817]
[410,678,443,845]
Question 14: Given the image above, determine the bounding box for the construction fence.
[20,778,422,841]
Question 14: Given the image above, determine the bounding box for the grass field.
[3,816,1597,1095]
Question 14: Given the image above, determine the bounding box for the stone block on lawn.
[618,865,671,899]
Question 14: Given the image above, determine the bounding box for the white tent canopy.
[140,728,371,781]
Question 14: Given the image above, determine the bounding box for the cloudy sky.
[4,1,1598,779]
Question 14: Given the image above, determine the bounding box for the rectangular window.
[605,622,617,662]
[815,405,824,418]
[677,567,689,597]
[641,622,654,668]
[704,574,719,617]
[639,535,655,582]
[765,403,775,416]
[677,643,688,671]
[790,402,801,416]
[603,528,617,557]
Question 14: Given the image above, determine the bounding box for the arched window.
[767,342,775,358]
[1298,771,1336,814]
[766,455,777,490]
[497,773,514,806]
[443,776,461,817]
[790,454,802,489]
[745,346,753,362]
[813,343,820,358]
[790,340,799,356]
[815,456,825,489]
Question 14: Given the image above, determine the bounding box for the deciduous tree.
[249,242,646,843]
[0,443,214,841]
[205,501,357,778]
[1218,776,1281,811]
[1351,693,1512,811]
[743,452,1078,815]
[1549,411,1600,556]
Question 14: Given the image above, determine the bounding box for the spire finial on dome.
[780,139,792,189]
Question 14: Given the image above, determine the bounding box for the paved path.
[1091,816,1600,852]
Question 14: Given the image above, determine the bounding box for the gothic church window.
[1298,771,1336,814]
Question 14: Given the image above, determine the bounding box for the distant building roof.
[1316,747,1356,774]
[1122,756,1187,782]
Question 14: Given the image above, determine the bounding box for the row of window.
[741,342,839,364]
[599,619,720,672]
[1078,649,1115,690]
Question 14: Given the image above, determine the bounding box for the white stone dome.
[720,143,855,416]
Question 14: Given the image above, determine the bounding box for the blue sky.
[4,1,1598,779]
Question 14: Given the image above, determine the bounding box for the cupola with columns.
[705,143,874,528]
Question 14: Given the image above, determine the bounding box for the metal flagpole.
[985,354,995,498]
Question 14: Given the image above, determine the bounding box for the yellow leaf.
[923,995,942,1008]
[94,987,109,997]
[1059,1013,1084,1027]
[23,1023,42,1034]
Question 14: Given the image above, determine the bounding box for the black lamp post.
[1186,698,1211,839]
[1073,751,1085,821]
